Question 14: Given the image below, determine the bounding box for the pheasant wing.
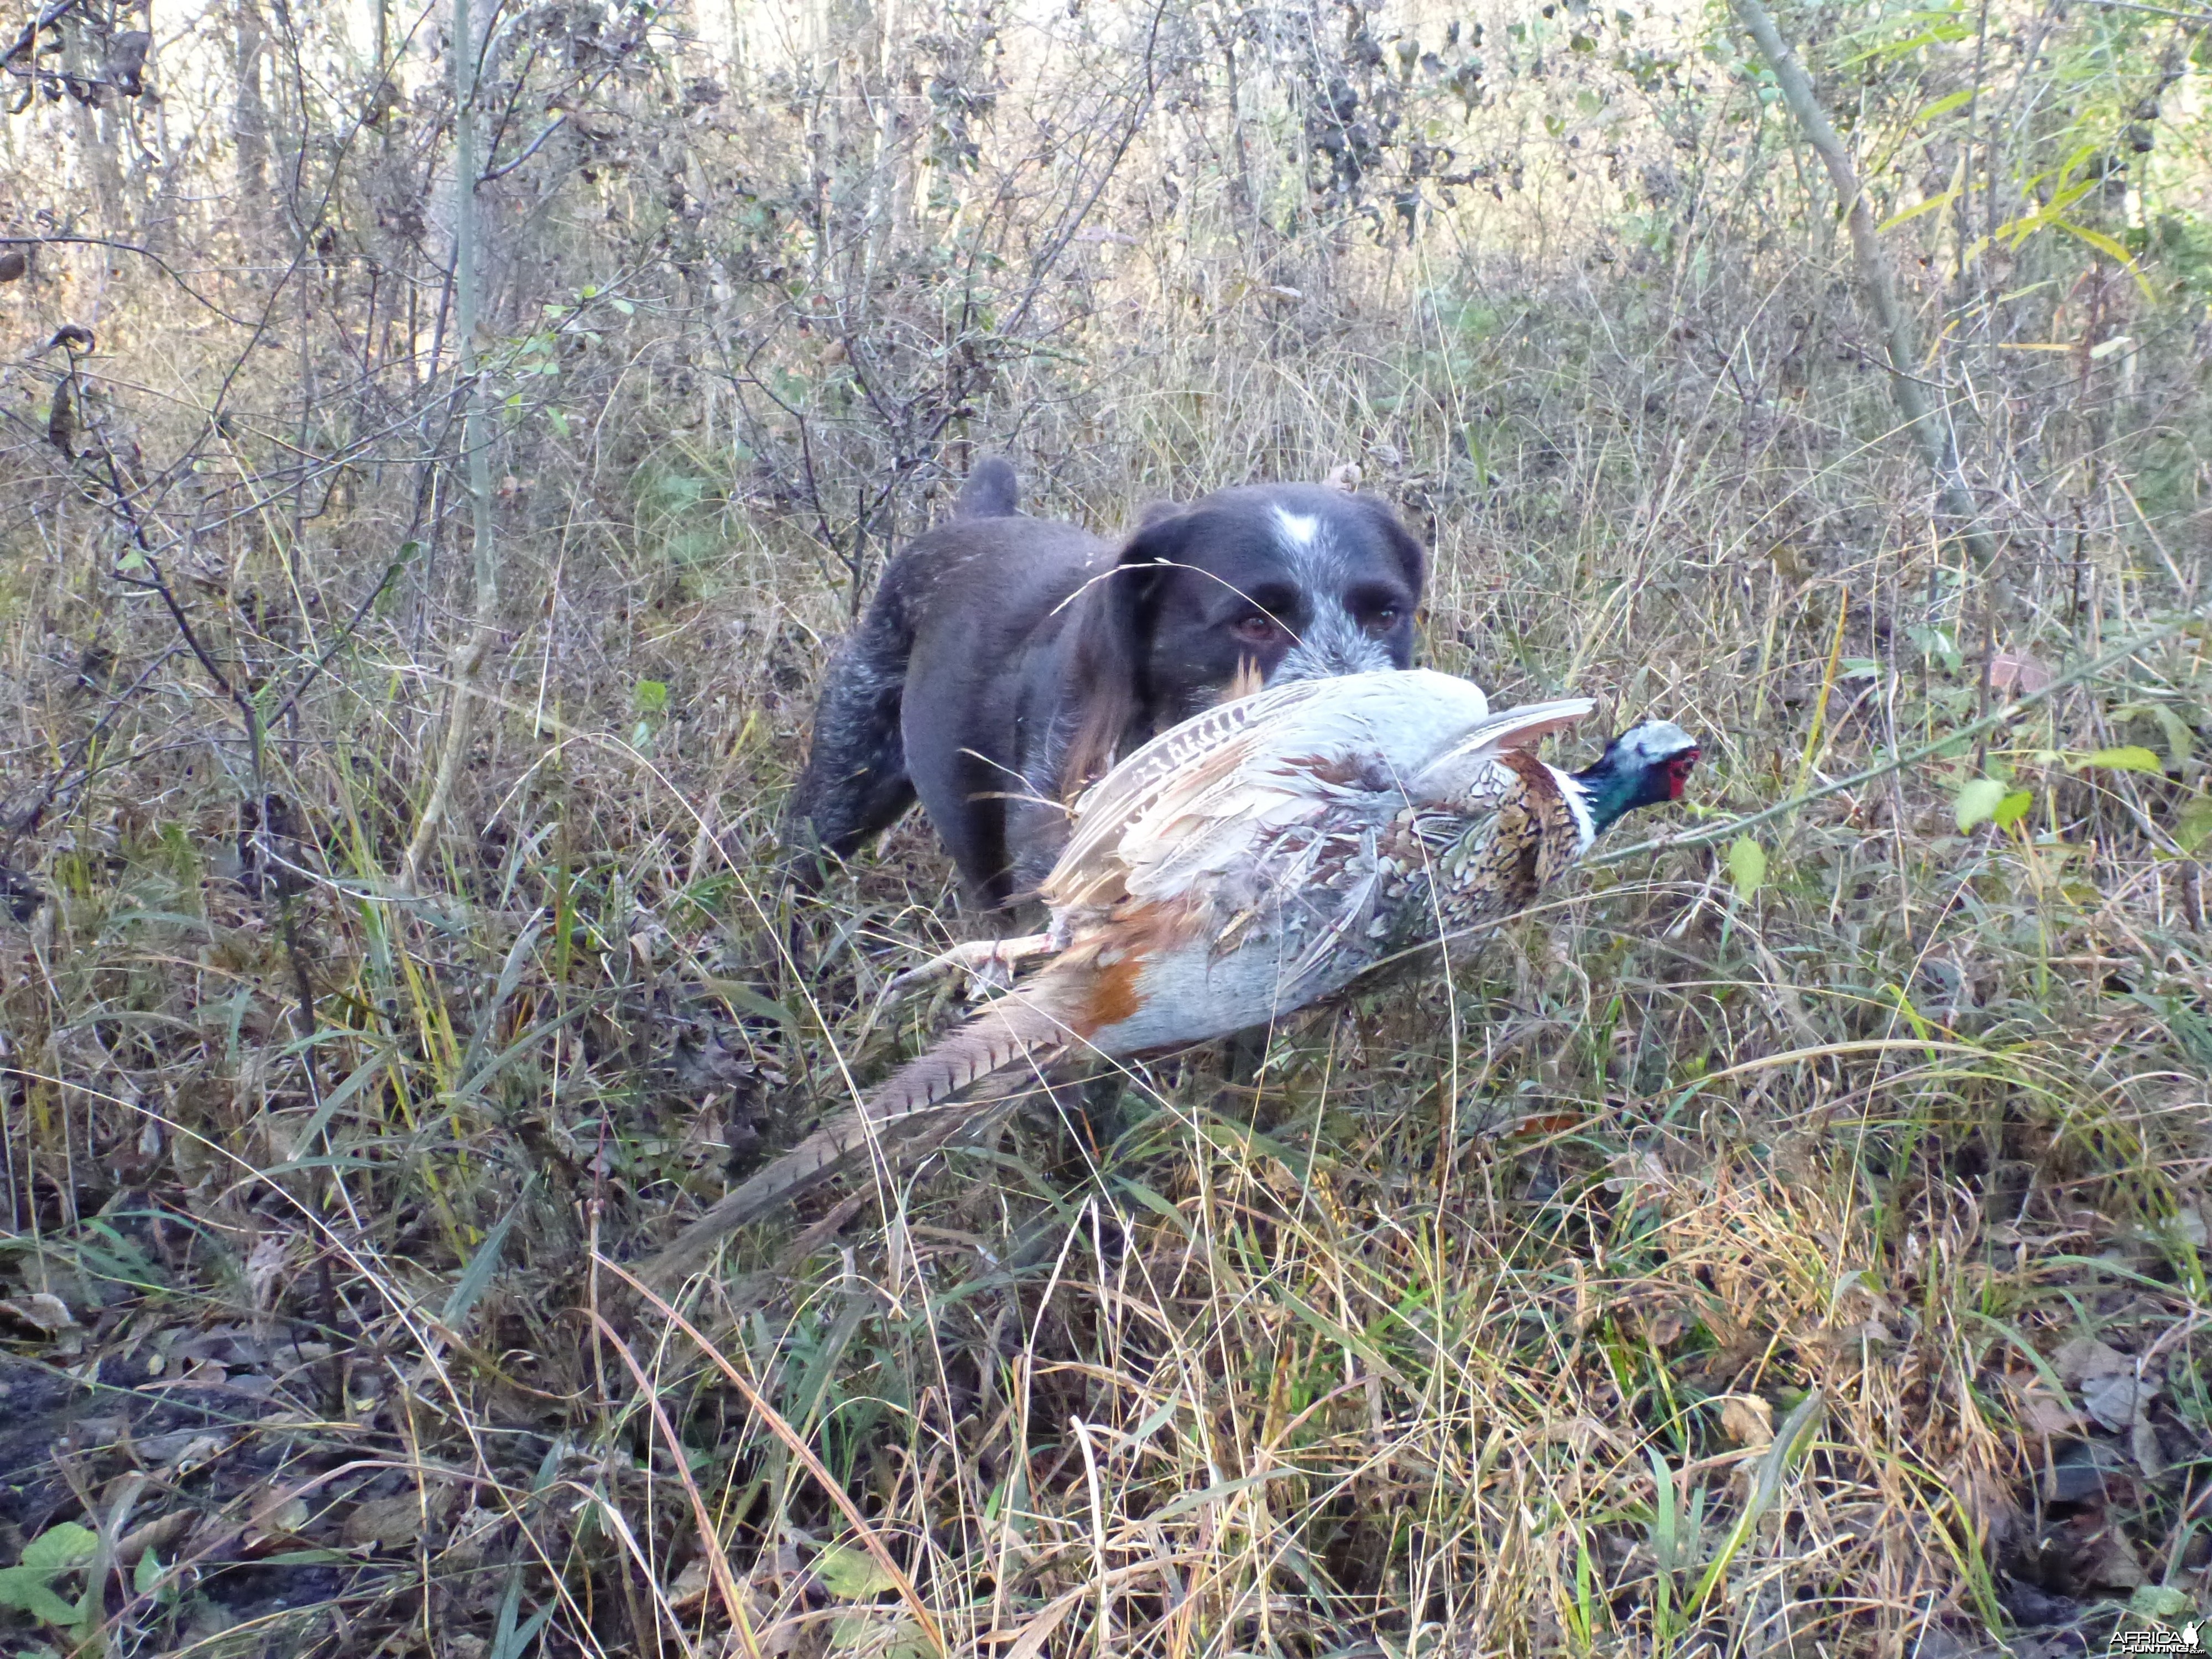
[1404,698,1597,802]
[1046,669,1496,914]
[1275,699,1599,981]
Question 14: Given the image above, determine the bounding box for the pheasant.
[643,670,1697,1285]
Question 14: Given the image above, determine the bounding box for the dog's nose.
[1271,626,1394,683]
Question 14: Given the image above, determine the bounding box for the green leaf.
[133,1548,163,1597]
[1955,778,2008,832]
[2130,1584,2197,1620]
[0,1564,80,1626]
[1727,836,1766,898]
[701,978,799,1028]
[1877,189,1958,232]
[2054,219,2156,299]
[2178,796,2212,854]
[2084,745,2166,775]
[1991,790,2034,831]
[442,1192,526,1329]
[19,1524,96,1574]
[1914,87,1977,122]
[812,1543,898,1601]
[632,680,669,716]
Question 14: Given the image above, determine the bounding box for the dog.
[787,457,1428,911]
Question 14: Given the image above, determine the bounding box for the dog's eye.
[1364,607,1401,634]
[1230,614,1283,645]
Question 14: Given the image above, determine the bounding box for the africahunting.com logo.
[2114,1622,2205,1655]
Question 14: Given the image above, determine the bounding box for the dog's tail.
[953,456,1020,520]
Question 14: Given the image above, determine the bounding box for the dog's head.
[1065,483,1426,785]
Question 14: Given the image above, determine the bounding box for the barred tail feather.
[638,985,1084,1287]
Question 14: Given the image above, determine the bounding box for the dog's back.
[785,463,1107,895]
[789,457,1427,912]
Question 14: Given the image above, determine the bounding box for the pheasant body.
[643,671,1697,1283]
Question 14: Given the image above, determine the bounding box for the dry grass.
[0,0,2208,1651]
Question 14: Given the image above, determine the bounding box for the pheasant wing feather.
[1046,670,1497,914]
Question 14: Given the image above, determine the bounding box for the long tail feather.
[638,983,1084,1287]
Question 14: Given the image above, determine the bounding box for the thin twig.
[0,237,258,326]
[1731,0,2001,572]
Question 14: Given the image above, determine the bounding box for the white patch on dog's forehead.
[1272,507,1321,548]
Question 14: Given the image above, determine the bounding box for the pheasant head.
[1566,721,1700,841]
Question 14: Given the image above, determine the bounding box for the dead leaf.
[1989,651,2053,696]
[341,1486,453,1550]
[0,251,25,283]
[1326,462,1362,493]
[113,1507,191,1568]
[0,1293,77,1332]
[2081,1527,2146,1590]
[1718,1394,1773,1450]
[2054,1335,2130,1387]
[2081,1369,2154,1434]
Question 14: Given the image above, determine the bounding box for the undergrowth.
[0,0,2209,1652]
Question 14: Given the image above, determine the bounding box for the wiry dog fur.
[787,457,1427,909]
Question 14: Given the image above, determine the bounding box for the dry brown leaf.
[669,1556,713,1610]
[1988,651,2054,696]
[2054,1335,2130,1386]
[1718,1394,1774,1449]
[113,1507,191,1567]
[2013,1381,2085,1437]
[341,1486,453,1550]
[0,1293,77,1332]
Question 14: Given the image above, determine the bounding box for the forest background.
[0,0,2208,1650]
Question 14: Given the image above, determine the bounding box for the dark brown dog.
[787,458,1427,909]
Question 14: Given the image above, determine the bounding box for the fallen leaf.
[115,1509,192,1568]
[2082,1369,2153,1434]
[341,1486,453,1551]
[1718,1394,1773,1449]
[811,1542,897,1601]
[1956,778,2008,832]
[0,1294,77,1333]
[1989,651,2053,696]
[2054,1335,2130,1387]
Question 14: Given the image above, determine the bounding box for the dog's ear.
[1134,498,1181,530]
[1061,512,1194,792]
[1347,492,1427,597]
